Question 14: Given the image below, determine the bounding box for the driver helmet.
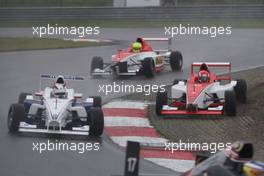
[243,161,264,176]
[200,63,209,72]
[132,42,142,53]
[54,75,65,90]
[198,70,210,83]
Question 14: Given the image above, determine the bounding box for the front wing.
[19,122,89,135]
[160,105,224,116]
[91,62,140,76]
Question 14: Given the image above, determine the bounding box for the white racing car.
[90,37,183,78]
[156,62,247,117]
[7,74,104,137]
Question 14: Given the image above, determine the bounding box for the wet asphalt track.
[0,28,264,176]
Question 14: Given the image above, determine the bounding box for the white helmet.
[54,75,65,90]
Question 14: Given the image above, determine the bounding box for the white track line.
[145,158,195,173]
[104,116,152,127]
[110,136,168,147]
[103,101,147,109]
[103,100,195,173]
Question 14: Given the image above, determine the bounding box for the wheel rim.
[151,61,155,74]
[179,58,183,68]
[8,107,14,128]
[90,113,94,132]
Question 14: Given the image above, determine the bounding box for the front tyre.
[18,92,31,104]
[90,56,103,74]
[8,103,25,132]
[234,79,247,103]
[142,57,155,78]
[224,90,236,116]
[89,107,104,137]
[89,96,102,108]
[169,51,183,71]
[156,91,168,115]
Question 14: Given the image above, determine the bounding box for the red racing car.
[156,62,247,116]
[90,38,183,78]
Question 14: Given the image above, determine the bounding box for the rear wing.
[142,37,172,52]
[40,74,84,81]
[192,62,231,67]
[191,62,231,81]
[39,74,84,91]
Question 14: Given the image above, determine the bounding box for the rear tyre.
[90,96,102,108]
[169,51,183,71]
[89,107,104,137]
[18,92,31,104]
[156,91,168,115]
[8,103,25,132]
[90,56,103,74]
[224,90,236,116]
[234,79,247,103]
[142,57,155,78]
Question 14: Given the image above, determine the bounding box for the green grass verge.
[246,83,264,118]
[177,0,264,5]
[0,0,112,7]
[1,19,264,28]
[0,37,112,52]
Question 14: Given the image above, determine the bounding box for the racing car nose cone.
[187,104,198,112]
[49,120,60,127]
[52,114,58,120]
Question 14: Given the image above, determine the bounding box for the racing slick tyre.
[7,103,25,132]
[89,107,104,137]
[224,90,236,116]
[18,92,31,104]
[90,96,102,108]
[156,91,168,115]
[142,57,155,78]
[90,56,103,74]
[169,51,183,71]
[234,79,247,103]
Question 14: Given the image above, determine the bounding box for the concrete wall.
[1,5,264,21]
[113,0,126,7]
[114,0,160,7]
[126,0,160,7]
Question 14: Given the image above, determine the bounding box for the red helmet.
[198,70,210,82]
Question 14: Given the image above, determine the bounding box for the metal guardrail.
[0,5,263,20]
